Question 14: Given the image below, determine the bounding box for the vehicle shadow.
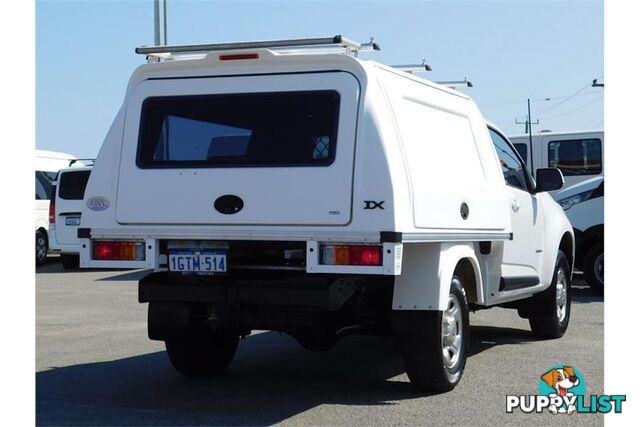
[36,259,135,275]
[37,322,539,426]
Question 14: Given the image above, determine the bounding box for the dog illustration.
[541,366,580,414]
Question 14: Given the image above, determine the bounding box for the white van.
[48,163,93,269]
[79,36,574,391]
[509,130,604,189]
[35,149,76,266]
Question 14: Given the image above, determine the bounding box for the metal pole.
[528,98,534,171]
[154,0,167,46]
[163,0,168,45]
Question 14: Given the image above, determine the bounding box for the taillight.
[320,244,382,266]
[93,241,145,261]
[48,185,56,224]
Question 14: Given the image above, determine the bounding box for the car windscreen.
[59,170,91,200]
[136,90,340,168]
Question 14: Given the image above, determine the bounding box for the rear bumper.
[140,271,395,340]
[139,271,391,310]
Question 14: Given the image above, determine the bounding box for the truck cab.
[78,36,574,392]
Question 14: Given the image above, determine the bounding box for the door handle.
[511,198,520,212]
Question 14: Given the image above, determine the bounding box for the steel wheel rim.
[594,253,604,285]
[36,236,47,261]
[555,268,568,323]
[441,293,462,369]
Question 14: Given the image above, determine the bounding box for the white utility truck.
[49,162,93,269]
[509,130,604,190]
[554,176,604,294]
[79,36,574,391]
[35,149,76,266]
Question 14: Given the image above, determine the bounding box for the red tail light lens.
[320,244,382,266]
[48,185,56,224]
[93,241,145,261]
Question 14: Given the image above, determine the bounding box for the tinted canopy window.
[59,170,91,200]
[137,91,340,168]
[548,139,602,175]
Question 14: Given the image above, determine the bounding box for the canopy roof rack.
[436,78,474,89]
[392,59,432,73]
[69,158,95,167]
[136,35,380,60]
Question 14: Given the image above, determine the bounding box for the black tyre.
[165,328,239,377]
[36,231,48,267]
[61,254,80,270]
[528,251,571,339]
[393,275,469,392]
[583,243,604,295]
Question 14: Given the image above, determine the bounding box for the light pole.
[515,98,540,170]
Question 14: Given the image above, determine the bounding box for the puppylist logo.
[506,365,626,414]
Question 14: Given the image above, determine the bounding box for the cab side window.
[488,128,528,191]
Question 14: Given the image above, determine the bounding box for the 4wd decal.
[87,196,110,211]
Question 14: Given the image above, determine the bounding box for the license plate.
[169,250,227,273]
[65,216,81,226]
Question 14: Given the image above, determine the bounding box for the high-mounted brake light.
[320,244,382,266]
[219,53,259,61]
[93,241,145,261]
[48,185,57,224]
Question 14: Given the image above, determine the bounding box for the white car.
[35,149,76,266]
[78,36,574,391]
[49,164,93,269]
[554,176,604,293]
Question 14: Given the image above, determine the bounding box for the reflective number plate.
[65,216,81,226]
[169,250,227,273]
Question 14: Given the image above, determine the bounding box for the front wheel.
[165,328,239,377]
[393,275,469,392]
[583,243,604,295]
[528,251,571,339]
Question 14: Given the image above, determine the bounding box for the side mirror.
[535,168,564,193]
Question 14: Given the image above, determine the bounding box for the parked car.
[49,163,93,269]
[509,130,603,191]
[554,176,604,294]
[35,149,76,266]
[78,36,574,392]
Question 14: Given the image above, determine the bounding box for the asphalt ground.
[36,257,604,426]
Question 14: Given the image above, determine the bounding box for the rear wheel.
[529,251,571,339]
[61,254,80,270]
[394,275,469,392]
[165,328,239,377]
[583,243,604,295]
[36,231,48,267]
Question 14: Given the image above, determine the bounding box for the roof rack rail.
[436,78,474,89]
[136,35,381,59]
[392,59,432,73]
